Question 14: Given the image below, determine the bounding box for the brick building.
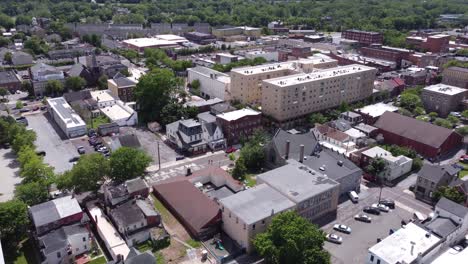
[341,30,383,45]
[0,70,22,93]
[359,45,412,68]
[374,111,463,159]
[442,67,468,89]
[406,34,450,53]
[216,108,261,146]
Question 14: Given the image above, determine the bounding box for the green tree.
[3,51,12,64]
[65,76,86,91]
[428,112,438,121]
[0,37,10,47]
[0,200,29,248]
[456,126,468,136]
[15,180,49,206]
[232,157,247,181]
[462,110,468,119]
[0,87,8,99]
[433,186,465,204]
[45,80,64,95]
[11,129,36,153]
[60,153,110,193]
[97,75,108,90]
[0,13,14,29]
[308,113,328,126]
[434,118,453,129]
[109,147,152,183]
[24,36,49,55]
[447,115,459,125]
[400,93,421,112]
[253,211,330,264]
[20,154,54,184]
[366,158,387,179]
[134,68,179,122]
[21,81,34,96]
[15,100,23,109]
[413,106,426,116]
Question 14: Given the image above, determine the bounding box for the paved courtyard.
[26,113,78,173]
[0,148,21,202]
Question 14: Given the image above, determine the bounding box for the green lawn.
[151,194,177,226]
[5,239,38,264]
[87,115,110,129]
[458,163,468,178]
[88,256,107,264]
[245,174,256,187]
[156,252,165,264]
[185,239,202,248]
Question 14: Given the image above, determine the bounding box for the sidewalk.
[146,150,226,172]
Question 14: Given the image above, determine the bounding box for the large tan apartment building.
[230,56,338,105]
[262,64,377,126]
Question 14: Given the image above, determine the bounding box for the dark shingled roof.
[110,200,145,226]
[303,148,362,181]
[153,180,221,236]
[418,164,460,184]
[375,111,459,149]
[436,197,468,219]
[272,129,319,161]
[424,217,458,238]
[126,178,148,194]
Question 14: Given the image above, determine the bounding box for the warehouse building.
[46,97,87,138]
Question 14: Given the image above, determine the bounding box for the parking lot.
[119,127,177,165]
[26,113,78,173]
[0,148,22,202]
[323,186,415,264]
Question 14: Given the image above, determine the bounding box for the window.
[262,220,265,225]
[370,255,374,262]
[57,252,61,258]
[84,245,87,250]
[82,237,86,242]
[377,260,380,264]
[252,224,256,230]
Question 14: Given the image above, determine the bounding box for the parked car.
[363,206,381,215]
[176,155,185,161]
[35,150,46,156]
[77,146,85,155]
[354,214,372,223]
[225,146,236,153]
[333,224,352,234]
[69,157,80,163]
[88,129,97,137]
[453,245,464,252]
[372,203,390,212]
[326,234,343,244]
[379,199,395,209]
[97,146,108,153]
[19,108,29,113]
[459,155,468,163]
[348,191,359,203]
[32,106,39,111]
[40,105,47,111]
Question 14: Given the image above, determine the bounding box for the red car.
[225,146,236,153]
[460,155,468,163]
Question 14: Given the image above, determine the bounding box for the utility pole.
[157,141,161,170]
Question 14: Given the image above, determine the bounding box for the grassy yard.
[87,115,110,129]
[458,163,468,178]
[245,173,256,187]
[151,194,177,226]
[185,239,202,248]
[5,239,38,264]
[88,256,107,264]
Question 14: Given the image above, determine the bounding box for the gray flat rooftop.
[257,160,339,203]
[47,97,86,128]
[219,184,295,225]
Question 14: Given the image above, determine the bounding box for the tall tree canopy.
[109,147,152,183]
[253,211,330,264]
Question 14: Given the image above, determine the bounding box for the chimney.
[186,167,192,176]
[285,140,290,160]
[410,241,415,256]
[299,144,305,163]
[94,215,98,224]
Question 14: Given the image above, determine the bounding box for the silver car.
[326,233,343,244]
[333,224,352,234]
[372,203,390,212]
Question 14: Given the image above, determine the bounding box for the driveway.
[26,113,78,173]
[0,148,21,202]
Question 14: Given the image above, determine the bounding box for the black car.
[379,199,395,209]
[363,206,381,215]
[176,155,185,161]
[69,157,80,163]
[19,108,30,113]
[36,150,46,156]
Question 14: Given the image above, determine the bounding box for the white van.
[348,191,359,203]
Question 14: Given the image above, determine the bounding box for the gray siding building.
[421,83,467,117]
[415,164,460,203]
